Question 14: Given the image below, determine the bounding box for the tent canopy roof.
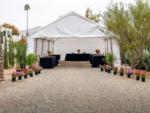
[32,11,106,39]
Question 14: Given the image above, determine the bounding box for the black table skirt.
[65,53,90,61]
[90,55,106,67]
[40,56,56,69]
[49,54,61,66]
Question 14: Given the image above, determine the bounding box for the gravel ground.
[0,61,150,113]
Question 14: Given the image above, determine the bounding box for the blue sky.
[0,0,134,30]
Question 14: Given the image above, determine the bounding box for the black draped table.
[40,54,61,69]
[49,54,61,66]
[90,55,106,67]
[65,53,90,61]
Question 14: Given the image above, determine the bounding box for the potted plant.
[47,50,52,56]
[119,67,124,76]
[95,49,100,54]
[12,72,17,82]
[77,49,80,54]
[113,67,118,75]
[140,70,146,82]
[127,69,133,78]
[28,69,33,77]
[134,69,140,81]
[99,65,104,71]
[105,53,116,67]
[32,66,41,75]
[26,53,36,68]
[23,68,28,79]
[18,71,24,80]
[107,65,111,73]
[104,64,108,72]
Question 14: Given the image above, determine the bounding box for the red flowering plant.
[12,71,24,77]
[23,68,28,75]
[134,69,140,77]
[12,70,24,81]
[140,70,146,78]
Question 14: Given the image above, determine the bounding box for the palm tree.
[0,31,4,81]
[24,4,30,36]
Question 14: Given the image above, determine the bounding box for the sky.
[0,0,134,30]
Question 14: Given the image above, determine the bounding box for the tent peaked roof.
[32,11,105,38]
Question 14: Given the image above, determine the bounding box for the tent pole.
[104,39,107,55]
[35,38,38,55]
[110,37,113,55]
[110,37,114,66]
[52,41,54,54]
[41,39,44,57]
[107,39,109,53]
[48,40,50,51]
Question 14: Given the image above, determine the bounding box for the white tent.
[31,11,120,64]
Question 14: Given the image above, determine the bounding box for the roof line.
[32,11,100,36]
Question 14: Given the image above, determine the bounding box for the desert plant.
[26,53,36,67]
[105,53,115,66]
[28,69,33,77]
[15,38,27,69]
[8,38,15,67]
[4,37,8,68]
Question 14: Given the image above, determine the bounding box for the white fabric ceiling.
[32,11,105,39]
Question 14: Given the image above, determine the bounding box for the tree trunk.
[0,34,4,81]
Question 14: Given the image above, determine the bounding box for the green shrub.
[15,38,27,69]
[26,53,36,67]
[105,53,116,65]
[4,37,8,68]
[136,49,150,71]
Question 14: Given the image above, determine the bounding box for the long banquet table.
[65,53,90,61]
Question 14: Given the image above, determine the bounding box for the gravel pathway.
[0,61,150,113]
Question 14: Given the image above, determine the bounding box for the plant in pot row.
[11,66,42,82]
[113,66,125,76]
[134,70,146,82]
[113,67,118,75]
[12,71,24,82]
[126,69,133,78]
[32,66,42,75]
[100,64,112,73]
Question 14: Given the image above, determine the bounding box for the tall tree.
[85,8,100,23]
[102,0,150,68]
[4,37,8,68]
[15,37,27,69]
[24,4,30,36]
[8,38,14,67]
[0,32,4,81]
[2,23,20,36]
